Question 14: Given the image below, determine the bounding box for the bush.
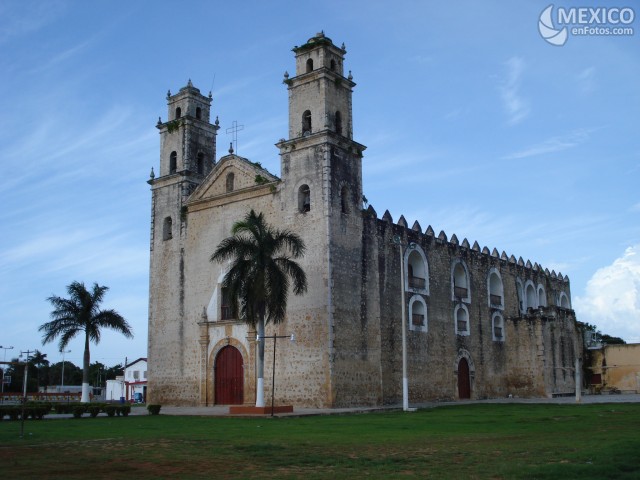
[119,405,131,417]
[147,404,162,415]
[105,405,117,417]
[72,406,86,418]
[88,406,101,418]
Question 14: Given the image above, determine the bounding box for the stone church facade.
[147,33,582,408]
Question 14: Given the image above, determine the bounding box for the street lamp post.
[392,235,417,412]
[1,346,14,403]
[60,350,71,389]
[256,333,295,416]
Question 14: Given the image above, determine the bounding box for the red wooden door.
[458,358,471,399]
[215,346,243,405]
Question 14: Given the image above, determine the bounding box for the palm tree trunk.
[81,333,91,403]
[256,316,265,407]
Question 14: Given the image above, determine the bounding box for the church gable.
[189,154,279,202]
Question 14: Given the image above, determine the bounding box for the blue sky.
[1,1,638,370]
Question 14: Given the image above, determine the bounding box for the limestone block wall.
[359,209,580,405]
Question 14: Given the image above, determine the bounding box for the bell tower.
[277,32,366,217]
[148,81,219,403]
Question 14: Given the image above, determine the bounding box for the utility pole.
[0,345,14,403]
[60,349,71,390]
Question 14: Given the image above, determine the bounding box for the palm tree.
[39,281,133,403]
[29,350,49,390]
[211,210,307,407]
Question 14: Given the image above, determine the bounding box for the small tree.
[211,210,307,407]
[40,281,133,402]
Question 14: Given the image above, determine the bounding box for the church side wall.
[360,214,580,404]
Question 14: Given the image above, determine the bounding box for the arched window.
[197,152,204,175]
[330,59,336,71]
[306,58,313,73]
[225,172,235,193]
[406,247,429,294]
[454,304,470,336]
[175,107,181,119]
[340,185,348,213]
[559,292,571,309]
[488,268,504,309]
[525,281,537,310]
[162,217,172,241]
[492,313,505,341]
[516,278,525,314]
[298,184,310,213]
[452,260,470,302]
[409,296,428,332]
[537,285,547,307]
[196,107,202,120]
[302,110,312,135]
[169,151,177,174]
[335,111,342,135]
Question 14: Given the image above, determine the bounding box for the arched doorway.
[458,358,471,399]
[215,346,243,405]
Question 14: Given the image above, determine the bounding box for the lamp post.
[19,350,34,438]
[256,333,295,416]
[1,346,14,402]
[60,349,71,389]
[392,235,417,412]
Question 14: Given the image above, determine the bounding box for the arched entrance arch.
[457,358,471,399]
[454,349,475,400]
[214,345,244,405]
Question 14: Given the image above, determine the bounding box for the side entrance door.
[458,358,471,399]
[215,346,244,405]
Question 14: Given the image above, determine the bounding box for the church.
[147,33,582,408]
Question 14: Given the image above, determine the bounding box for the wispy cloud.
[0,2,64,44]
[576,66,596,94]
[499,56,530,126]
[502,128,593,160]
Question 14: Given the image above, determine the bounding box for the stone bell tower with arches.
[148,80,219,401]
[276,33,381,406]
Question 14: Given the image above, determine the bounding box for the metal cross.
[226,120,244,154]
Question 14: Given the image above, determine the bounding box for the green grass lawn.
[1,403,639,479]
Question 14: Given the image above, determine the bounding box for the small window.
[537,285,547,307]
[163,217,173,241]
[335,111,342,135]
[409,296,428,332]
[452,261,470,302]
[302,110,312,135]
[330,59,336,71]
[133,371,140,380]
[226,172,235,192]
[488,269,504,309]
[492,313,505,341]
[197,152,204,175]
[406,249,428,292]
[559,292,570,309]
[525,282,537,310]
[455,304,470,336]
[143,371,147,379]
[221,287,233,320]
[175,107,181,119]
[196,107,202,120]
[306,58,313,73]
[169,151,177,174]
[298,184,310,213]
[340,185,348,213]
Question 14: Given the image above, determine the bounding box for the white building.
[105,358,147,402]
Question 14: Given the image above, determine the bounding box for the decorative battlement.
[365,205,569,283]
